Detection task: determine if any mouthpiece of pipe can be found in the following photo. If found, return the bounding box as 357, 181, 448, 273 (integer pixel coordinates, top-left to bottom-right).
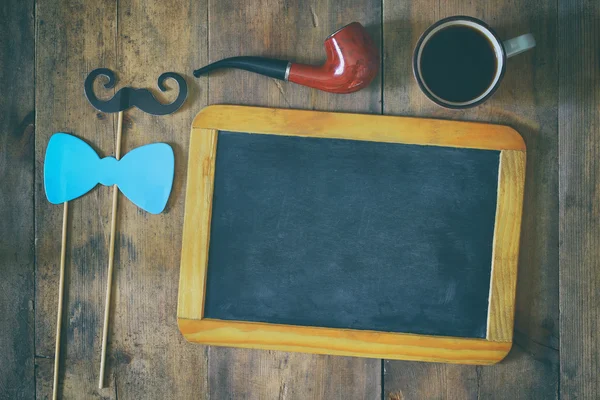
193, 57, 290, 80
192, 22, 379, 94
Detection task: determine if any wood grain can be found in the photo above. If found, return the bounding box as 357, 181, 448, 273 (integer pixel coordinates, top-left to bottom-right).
104, 0, 209, 399
35, 0, 208, 398
52, 202, 68, 400
382, 0, 558, 398
98, 111, 122, 389
206, 1, 382, 398
559, 0, 600, 398
207, 0, 381, 113
180, 318, 511, 365
178, 129, 217, 321
0, 0, 35, 398
6, 0, 592, 397
487, 150, 526, 342
35, 1, 118, 398
193, 105, 525, 150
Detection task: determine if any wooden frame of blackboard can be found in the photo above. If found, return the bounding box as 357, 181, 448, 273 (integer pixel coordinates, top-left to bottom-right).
178, 105, 526, 365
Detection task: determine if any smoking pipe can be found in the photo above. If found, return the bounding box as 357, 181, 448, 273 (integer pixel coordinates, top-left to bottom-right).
193, 22, 379, 94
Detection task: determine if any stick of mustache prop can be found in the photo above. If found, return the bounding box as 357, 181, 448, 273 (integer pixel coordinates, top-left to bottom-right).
84, 68, 187, 388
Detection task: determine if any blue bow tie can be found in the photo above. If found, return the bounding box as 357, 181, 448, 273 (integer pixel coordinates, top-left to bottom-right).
44, 133, 174, 214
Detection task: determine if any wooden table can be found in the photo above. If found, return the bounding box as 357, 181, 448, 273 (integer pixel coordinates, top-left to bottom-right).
1, 0, 597, 398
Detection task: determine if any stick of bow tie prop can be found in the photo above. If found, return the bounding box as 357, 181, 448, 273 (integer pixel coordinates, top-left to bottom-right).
83, 68, 186, 389
48, 200, 67, 400
43, 136, 73, 400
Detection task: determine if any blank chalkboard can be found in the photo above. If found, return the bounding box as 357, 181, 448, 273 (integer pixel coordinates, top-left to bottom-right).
204, 131, 499, 338
179, 106, 526, 364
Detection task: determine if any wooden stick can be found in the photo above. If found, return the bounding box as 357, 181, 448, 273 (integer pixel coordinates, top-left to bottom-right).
52, 201, 68, 400
99, 110, 123, 388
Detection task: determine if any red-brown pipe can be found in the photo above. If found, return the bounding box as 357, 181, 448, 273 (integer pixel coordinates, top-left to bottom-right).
193, 22, 379, 94
288, 22, 379, 93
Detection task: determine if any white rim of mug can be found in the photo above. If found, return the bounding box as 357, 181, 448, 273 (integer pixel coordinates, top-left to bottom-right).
415, 19, 505, 107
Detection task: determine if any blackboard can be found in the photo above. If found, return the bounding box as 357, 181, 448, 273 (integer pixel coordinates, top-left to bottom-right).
178, 106, 526, 364
204, 131, 499, 338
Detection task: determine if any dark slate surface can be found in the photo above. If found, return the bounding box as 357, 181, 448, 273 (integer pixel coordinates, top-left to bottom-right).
203, 131, 500, 338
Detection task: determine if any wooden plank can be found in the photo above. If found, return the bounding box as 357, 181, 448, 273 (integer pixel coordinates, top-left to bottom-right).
178, 129, 217, 321
35, 0, 209, 398
383, 0, 558, 398
558, 0, 600, 398
107, 0, 209, 399
192, 105, 526, 150
35, 1, 118, 398
487, 150, 526, 342
206, 1, 382, 398
0, 0, 35, 398
181, 318, 511, 365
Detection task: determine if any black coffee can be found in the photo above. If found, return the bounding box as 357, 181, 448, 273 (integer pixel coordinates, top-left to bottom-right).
420, 25, 497, 103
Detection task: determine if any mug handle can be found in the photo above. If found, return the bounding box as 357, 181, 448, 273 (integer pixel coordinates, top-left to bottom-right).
503, 33, 536, 58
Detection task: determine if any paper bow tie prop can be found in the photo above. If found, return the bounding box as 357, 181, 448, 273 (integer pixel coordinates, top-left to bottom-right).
44, 133, 174, 214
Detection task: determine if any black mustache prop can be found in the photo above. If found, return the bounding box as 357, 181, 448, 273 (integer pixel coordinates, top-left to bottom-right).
84, 68, 188, 115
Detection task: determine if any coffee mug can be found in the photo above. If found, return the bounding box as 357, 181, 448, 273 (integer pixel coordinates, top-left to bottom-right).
413, 16, 535, 109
